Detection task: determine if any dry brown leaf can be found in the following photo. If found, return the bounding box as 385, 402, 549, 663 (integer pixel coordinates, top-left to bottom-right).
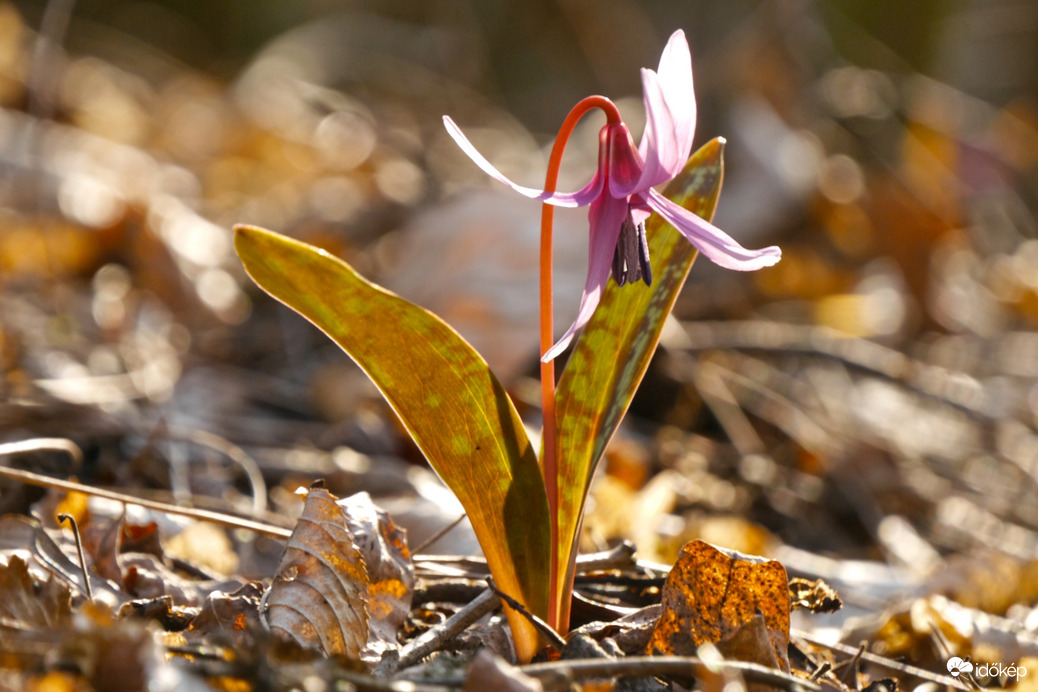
80, 517, 124, 584
264, 486, 371, 660
572, 605, 661, 655
185, 582, 266, 647
0, 515, 122, 605
122, 552, 244, 606
843, 594, 1038, 673
0, 555, 72, 629
337, 491, 414, 657
789, 577, 843, 614
117, 595, 195, 631
646, 540, 790, 671
715, 612, 785, 670
462, 650, 544, 692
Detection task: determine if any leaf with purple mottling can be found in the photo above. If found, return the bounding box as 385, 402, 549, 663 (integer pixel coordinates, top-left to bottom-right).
553, 139, 727, 624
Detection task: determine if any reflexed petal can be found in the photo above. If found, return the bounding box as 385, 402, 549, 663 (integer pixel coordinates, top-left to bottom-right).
646, 188, 781, 270
443, 116, 602, 207
542, 193, 629, 362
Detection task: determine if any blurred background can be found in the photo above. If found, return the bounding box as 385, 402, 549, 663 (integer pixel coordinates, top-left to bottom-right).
4, 0, 1038, 669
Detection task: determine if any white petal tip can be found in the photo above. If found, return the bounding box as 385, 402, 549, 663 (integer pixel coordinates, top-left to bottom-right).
541, 344, 566, 363
728, 247, 782, 271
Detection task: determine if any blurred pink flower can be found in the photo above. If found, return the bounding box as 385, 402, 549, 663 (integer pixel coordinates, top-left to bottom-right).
444, 30, 781, 361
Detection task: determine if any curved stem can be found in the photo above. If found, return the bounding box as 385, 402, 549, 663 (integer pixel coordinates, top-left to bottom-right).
540, 95, 621, 632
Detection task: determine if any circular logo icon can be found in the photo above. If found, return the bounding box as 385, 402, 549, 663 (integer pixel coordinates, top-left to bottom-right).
947, 657, 974, 677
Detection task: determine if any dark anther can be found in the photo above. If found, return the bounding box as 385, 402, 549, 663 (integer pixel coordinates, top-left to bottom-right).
611, 212, 653, 287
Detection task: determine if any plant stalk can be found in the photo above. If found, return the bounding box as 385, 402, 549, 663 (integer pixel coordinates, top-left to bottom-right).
539, 95, 621, 632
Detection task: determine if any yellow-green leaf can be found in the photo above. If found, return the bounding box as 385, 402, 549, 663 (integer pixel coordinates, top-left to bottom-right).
553, 139, 726, 624
234, 225, 550, 662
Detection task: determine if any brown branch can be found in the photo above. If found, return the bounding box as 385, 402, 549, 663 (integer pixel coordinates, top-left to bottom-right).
379, 588, 500, 676
486, 578, 566, 651
521, 655, 819, 691
0, 461, 291, 540
0, 438, 82, 467
411, 513, 468, 555
792, 629, 969, 688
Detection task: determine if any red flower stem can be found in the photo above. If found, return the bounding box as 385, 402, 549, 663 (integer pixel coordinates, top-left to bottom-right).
539, 95, 621, 631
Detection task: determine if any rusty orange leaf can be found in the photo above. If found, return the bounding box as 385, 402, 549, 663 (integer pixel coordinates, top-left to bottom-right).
647, 540, 790, 672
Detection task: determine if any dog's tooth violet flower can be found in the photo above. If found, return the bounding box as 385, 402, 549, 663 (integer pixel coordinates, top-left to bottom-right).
444, 30, 781, 361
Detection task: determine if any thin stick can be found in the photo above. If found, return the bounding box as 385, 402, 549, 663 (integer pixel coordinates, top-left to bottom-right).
412, 513, 467, 555
171, 428, 268, 518
486, 578, 566, 652
520, 656, 820, 691
380, 588, 500, 675
414, 543, 637, 572
0, 438, 83, 467
692, 359, 767, 457
808, 660, 831, 682
0, 465, 291, 539
793, 628, 968, 688
56, 513, 92, 602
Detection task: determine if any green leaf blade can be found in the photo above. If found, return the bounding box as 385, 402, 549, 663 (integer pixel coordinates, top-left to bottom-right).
553, 138, 727, 618
234, 225, 550, 661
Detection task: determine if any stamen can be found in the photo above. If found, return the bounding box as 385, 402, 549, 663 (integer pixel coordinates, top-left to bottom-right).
637, 221, 652, 286
611, 212, 652, 287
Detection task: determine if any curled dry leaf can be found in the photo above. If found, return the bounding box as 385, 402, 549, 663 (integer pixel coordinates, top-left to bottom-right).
789, 577, 842, 614
264, 486, 414, 662
80, 516, 125, 584
0, 555, 72, 629
122, 552, 245, 606
185, 582, 266, 647
265, 486, 370, 659
647, 540, 790, 671
337, 491, 414, 656
0, 515, 122, 606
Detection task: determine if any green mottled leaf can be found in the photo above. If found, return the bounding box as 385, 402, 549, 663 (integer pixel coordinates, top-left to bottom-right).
553, 139, 726, 623
234, 225, 550, 662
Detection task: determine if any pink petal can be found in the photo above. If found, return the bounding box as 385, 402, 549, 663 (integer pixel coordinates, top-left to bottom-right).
638, 30, 696, 179
443, 116, 602, 207
605, 124, 648, 199
633, 68, 683, 190
646, 188, 781, 270
542, 193, 629, 362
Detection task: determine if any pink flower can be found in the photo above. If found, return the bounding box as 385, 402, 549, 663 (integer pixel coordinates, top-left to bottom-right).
444, 30, 781, 361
